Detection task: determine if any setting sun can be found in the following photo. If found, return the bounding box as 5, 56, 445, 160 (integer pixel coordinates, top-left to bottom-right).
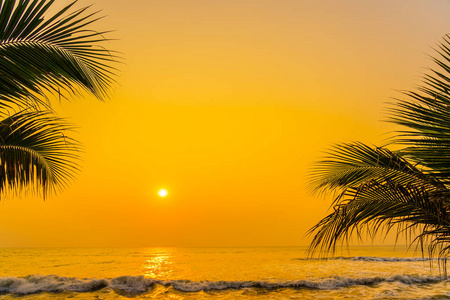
158, 189, 168, 197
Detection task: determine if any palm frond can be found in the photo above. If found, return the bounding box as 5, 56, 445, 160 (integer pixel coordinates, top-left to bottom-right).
307, 179, 449, 250
387, 35, 450, 183
0, 0, 118, 108
308, 36, 450, 266
0, 110, 80, 198
307, 142, 450, 267
309, 142, 441, 196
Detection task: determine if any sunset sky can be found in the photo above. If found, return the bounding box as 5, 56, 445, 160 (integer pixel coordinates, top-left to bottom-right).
0, 0, 450, 247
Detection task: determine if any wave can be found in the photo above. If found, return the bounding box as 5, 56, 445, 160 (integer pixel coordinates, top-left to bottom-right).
0, 274, 444, 296
294, 256, 433, 262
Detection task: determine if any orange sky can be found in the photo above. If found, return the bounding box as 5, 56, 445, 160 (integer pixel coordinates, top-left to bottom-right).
1, 0, 450, 247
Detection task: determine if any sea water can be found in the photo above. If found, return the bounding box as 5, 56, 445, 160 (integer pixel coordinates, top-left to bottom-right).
0, 246, 447, 299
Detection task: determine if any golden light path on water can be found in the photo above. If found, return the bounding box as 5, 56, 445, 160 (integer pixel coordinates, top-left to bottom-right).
141, 248, 174, 279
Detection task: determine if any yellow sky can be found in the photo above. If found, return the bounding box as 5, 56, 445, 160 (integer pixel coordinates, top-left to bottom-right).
0, 0, 450, 247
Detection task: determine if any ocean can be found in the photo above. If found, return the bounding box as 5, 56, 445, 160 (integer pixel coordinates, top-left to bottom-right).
0, 246, 447, 299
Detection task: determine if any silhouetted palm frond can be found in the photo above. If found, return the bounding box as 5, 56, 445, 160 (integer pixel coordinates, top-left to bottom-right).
0, 0, 118, 109
308, 36, 450, 266
0, 110, 80, 198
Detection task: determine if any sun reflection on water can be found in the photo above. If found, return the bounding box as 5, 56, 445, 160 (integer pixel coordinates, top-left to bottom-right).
141, 248, 174, 279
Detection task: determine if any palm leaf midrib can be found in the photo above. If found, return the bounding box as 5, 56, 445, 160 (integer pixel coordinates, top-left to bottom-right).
308, 185, 450, 254
314, 164, 441, 189
349, 184, 450, 227
0, 39, 106, 69
0, 144, 53, 180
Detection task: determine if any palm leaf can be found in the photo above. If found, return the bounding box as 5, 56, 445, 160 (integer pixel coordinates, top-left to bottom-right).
0, 110, 80, 198
309, 36, 450, 266
307, 180, 449, 252
309, 142, 441, 195
307, 142, 450, 267
0, 0, 118, 109
387, 35, 450, 183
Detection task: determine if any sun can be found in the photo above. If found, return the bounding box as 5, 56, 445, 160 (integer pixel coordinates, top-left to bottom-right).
158, 189, 168, 197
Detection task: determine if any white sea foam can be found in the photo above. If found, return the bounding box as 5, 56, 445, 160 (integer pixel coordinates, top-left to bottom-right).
0, 274, 444, 295
0, 275, 109, 294
294, 256, 433, 262
348, 256, 432, 262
